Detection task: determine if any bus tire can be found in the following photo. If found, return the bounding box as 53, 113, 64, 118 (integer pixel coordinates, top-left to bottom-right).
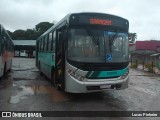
57, 73, 65, 91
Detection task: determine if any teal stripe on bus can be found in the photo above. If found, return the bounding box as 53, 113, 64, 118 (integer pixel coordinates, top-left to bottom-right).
86, 68, 128, 78
38, 52, 55, 66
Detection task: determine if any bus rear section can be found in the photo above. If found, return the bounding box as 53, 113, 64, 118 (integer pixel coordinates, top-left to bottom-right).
36, 12, 129, 93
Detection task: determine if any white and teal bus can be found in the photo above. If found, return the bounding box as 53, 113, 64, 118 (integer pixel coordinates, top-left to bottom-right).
0, 24, 14, 78
36, 13, 129, 93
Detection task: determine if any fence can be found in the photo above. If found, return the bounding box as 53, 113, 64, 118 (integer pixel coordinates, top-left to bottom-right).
130, 59, 160, 74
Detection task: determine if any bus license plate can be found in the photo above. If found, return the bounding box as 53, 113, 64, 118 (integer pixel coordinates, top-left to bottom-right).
100, 85, 111, 89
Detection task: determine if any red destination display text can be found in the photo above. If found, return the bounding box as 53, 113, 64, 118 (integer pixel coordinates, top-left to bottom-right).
90, 18, 112, 25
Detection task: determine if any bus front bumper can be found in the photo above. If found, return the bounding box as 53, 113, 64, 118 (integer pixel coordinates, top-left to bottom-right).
65, 74, 129, 93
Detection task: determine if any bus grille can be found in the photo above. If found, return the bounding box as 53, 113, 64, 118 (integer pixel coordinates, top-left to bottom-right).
68, 60, 129, 71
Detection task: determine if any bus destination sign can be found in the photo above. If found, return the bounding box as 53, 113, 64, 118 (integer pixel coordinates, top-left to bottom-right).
90, 18, 112, 26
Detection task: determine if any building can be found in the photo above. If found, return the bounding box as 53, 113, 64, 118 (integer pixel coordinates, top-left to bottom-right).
129, 43, 136, 53
136, 41, 160, 52
13, 40, 36, 57
131, 40, 160, 65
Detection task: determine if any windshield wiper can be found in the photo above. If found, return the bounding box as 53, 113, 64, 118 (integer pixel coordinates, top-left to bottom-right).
108, 32, 117, 54
85, 29, 99, 46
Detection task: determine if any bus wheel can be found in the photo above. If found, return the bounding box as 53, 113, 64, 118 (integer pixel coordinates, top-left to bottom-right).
57, 76, 65, 91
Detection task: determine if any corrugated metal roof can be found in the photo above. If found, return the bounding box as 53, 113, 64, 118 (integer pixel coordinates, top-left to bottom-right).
13, 40, 36, 46
136, 41, 160, 51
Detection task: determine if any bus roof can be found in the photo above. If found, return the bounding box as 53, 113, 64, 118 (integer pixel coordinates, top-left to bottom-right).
0, 24, 14, 45
37, 12, 129, 40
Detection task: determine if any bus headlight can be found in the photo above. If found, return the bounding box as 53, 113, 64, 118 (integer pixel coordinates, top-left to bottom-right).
67, 69, 85, 81
120, 71, 129, 79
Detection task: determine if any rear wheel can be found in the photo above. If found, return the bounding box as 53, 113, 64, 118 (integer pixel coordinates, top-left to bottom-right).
57, 68, 65, 91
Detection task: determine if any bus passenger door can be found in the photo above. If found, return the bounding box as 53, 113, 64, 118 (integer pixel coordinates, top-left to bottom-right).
55, 29, 65, 90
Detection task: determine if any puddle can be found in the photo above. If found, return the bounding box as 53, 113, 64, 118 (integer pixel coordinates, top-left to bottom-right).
27, 85, 70, 102
10, 86, 34, 104
10, 85, 69, 104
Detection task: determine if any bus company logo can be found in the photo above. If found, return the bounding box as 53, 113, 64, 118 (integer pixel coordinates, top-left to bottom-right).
90, 18, 112, 26
2, 112, 11, 117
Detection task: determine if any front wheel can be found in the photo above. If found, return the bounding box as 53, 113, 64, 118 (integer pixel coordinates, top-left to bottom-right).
51, 67, 64, 91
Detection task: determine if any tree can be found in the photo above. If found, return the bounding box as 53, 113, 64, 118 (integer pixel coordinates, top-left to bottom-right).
25, 29, 35, 39
11, 29, 26, 40
35, 22, 53, 32
7, 22, 54, 40
7, 30, 12, 37
129, 33, 137, 43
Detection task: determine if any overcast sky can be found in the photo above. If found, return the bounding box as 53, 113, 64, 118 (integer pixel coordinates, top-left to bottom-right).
0, 0, 160, 40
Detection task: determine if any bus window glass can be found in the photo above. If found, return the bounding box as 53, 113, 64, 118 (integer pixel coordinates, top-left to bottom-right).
41, 38, 44, 51
39, 40, 41, 51
52, 31, 56, 51
68, 29, 129, 63
44, 35, 48, 51
48, 32, 52, 51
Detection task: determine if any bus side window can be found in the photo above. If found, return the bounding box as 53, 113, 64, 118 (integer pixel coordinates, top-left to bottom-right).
44, 36, 47, 52
39, 40, 41, 52
41, 38, 44, 51
46, 35, 49, 51
52, 31, 56, 52
48, 32, 52, 51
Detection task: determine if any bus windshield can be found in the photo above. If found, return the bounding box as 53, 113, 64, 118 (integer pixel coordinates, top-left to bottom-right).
67, 28, 129, 63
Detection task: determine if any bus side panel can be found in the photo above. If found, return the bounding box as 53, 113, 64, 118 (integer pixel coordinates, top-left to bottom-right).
65, 62, 87, 93
6, 51, 14, 72
38, 52, 55, 79
0, 57, 4, 77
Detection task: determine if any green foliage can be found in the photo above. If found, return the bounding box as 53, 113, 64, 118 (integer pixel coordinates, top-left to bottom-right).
8, 22, 54, 40
129, 33, 137, 43
130, 63, 138, 68
35, 22, 53, 32
11, 30, 25, 40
